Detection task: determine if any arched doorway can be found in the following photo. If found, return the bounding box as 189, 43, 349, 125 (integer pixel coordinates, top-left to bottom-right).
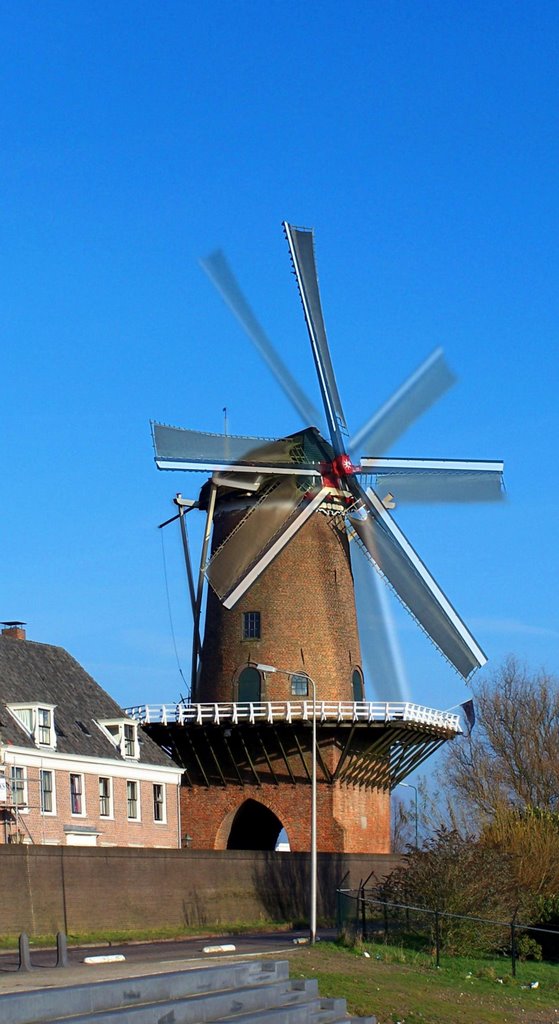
226, 798, 283, 850
237, 666, 261, 702
352, 667, 364, 701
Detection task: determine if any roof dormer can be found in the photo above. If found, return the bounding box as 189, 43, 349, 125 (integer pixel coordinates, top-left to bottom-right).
97, 718, 140, 760
7, 703, 57, 749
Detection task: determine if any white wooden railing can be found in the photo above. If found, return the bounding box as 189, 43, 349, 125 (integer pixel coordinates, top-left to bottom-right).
125, 700, 461, 732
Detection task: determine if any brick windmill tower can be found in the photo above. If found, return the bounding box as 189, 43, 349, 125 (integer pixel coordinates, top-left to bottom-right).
138, 223, 503, 855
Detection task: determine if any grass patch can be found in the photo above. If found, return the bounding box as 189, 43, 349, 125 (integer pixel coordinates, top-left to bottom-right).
286, 941, 559, 1023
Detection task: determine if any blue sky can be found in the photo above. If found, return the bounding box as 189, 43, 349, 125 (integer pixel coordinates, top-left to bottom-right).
2, 1, 558, 716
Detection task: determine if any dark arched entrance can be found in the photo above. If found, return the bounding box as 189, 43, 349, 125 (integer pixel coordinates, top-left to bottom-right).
237, 666, 261, 702
226, 798, 283, 850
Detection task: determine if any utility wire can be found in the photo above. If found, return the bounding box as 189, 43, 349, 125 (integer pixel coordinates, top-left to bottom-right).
160, 528, 190, 699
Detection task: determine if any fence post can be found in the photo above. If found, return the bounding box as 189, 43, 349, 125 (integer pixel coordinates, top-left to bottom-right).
434, 910, 441, 967
510, 913, 517, 978
383, 897, 389, 943
361, 887, 367, 942
356, 879, 363, 939
18, 932, 33, 972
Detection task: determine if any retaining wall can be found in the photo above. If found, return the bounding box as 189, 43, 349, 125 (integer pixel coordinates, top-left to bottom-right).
0, 846, 401, 937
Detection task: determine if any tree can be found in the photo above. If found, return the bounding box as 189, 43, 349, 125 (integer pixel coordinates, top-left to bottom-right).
440, 656, 559, 822
382, 827, 518, 954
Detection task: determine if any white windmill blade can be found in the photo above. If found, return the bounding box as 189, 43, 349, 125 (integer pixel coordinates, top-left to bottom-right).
349, 348, 456, 458
347, 483, 487, 680
206, 477, 330, 608
200, 249, 323, 429
152, 423, 322, 477
359, 457, 505, 503
351, 543, 410, 701
283, 222, 348, 456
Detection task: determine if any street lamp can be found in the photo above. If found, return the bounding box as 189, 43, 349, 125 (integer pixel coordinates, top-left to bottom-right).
398, 781, 418, 849
256, 663, 317, 944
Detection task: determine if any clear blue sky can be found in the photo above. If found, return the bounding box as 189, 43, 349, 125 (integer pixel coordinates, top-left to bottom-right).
2, 1, 558, 714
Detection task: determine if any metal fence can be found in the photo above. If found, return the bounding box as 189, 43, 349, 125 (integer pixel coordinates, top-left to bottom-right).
336, 887, 559, 975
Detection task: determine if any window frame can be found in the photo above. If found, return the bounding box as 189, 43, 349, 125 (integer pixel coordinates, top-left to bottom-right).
98, 776, 113, 818
40, 768, 56, 815
37, 707, 53, 746
291, 673, 309, 697
69, 772, 86, 816
242, 611, 261, 641
152, 783, 166, 824
10, 766, 28, 811
126, 779, 140, 821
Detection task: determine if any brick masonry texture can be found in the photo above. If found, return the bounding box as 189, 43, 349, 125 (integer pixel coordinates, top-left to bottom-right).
0, 846, 403, 936
0, 766, 179, 848
190, 499, 391, 855
199, 505, 363, 703
181, 782, 390, 853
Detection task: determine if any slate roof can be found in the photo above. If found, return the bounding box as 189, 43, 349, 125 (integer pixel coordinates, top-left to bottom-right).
0, 636, 176, 768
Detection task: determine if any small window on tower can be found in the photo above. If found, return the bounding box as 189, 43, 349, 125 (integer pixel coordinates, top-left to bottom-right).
291, 674, 309, 696
242, 611, 261, 640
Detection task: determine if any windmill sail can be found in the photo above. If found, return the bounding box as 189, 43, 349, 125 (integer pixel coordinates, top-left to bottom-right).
349, 348, 456, 456
360, 458, 505, 504
283, 222, 348, 454
206, 476, 329, 608
200, 250, 323, 428
348, 485, 487, 679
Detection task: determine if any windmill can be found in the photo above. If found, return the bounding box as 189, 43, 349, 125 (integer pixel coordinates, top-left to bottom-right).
134, 222, 504, 854
153, 222, 504, 703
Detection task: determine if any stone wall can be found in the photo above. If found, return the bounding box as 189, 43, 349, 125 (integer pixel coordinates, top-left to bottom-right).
0, 846, 402, 937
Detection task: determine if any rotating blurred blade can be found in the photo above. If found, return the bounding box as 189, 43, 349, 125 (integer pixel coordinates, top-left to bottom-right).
348, 483, 487, 679
350, 348, 456, 457
206, 477, 330, 608
152, 423, 322, 477
283, 222, 348, 455
201, 250, 322, 428
359, 458, 505, 503
351, 545, 410, 701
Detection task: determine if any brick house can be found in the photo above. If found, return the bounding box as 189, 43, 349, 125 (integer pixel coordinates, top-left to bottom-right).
0, 625, 183, 847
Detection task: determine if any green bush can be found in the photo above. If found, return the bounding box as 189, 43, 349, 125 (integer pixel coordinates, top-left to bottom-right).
516, 934, 543, 962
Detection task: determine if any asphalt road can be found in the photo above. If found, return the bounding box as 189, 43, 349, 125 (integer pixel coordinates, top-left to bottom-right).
0, 929, 336, 995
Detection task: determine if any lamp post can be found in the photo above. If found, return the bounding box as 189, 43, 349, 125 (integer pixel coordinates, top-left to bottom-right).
255, 663, 317, 944
398, 781, 418, 849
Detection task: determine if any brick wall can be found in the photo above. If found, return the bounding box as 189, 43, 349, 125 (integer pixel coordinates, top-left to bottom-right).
0, 764, 179, 848
181, 781, 390, 853
199, 507, 362, 703
0, 846, 403, 937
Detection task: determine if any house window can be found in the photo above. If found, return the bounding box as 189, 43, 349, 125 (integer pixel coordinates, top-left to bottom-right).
13, 707, 33, 733
99, 777, 112, 817
153, 784, 165, 823
123, 724, 136, 758
70, 773, 84, 815
40, 770, 54, 814
127, 780, 139, 820
291, 674, 309, 696
242, 611, 261, 640
38, 708, 52, 745
10, 766, 27, 808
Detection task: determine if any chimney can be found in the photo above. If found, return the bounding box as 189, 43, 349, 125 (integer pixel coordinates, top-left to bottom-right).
1, 621, 27, 641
